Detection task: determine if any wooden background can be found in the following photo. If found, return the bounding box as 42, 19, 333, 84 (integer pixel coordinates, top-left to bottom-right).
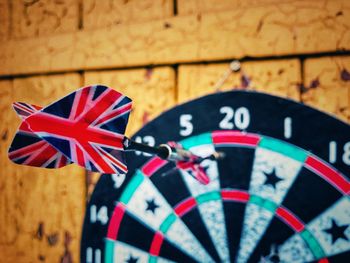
0, 0, 349, 262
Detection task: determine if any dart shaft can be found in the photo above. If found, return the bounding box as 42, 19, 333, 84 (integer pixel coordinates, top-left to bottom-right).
123, 137, 170, 159
123, 137, 196, 161
123, 137, 225, 163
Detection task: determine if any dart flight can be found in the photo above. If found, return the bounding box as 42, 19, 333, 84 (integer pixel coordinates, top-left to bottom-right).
8, 85, 220, 184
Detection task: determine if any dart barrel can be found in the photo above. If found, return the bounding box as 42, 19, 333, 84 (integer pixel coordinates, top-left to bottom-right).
123, 137, 171, 159
124, 137, 225, 163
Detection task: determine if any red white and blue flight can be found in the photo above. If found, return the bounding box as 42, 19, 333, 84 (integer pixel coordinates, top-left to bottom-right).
8, 85, 220, 184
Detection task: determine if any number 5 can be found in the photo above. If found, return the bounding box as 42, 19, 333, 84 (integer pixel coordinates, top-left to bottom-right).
180, 114, 193, 136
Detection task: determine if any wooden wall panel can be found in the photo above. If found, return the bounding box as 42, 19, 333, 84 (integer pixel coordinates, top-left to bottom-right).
178, 59, 301, 103
1, 0, 349, 75
177, 0, 295, 15
0, 0, 10, 41
302, 56, 350, 123
11, 0, 79, 39
83, 0, 174, 30
84, 67, 176, 136
0, 80, 16, 255
0, 75, 86, 263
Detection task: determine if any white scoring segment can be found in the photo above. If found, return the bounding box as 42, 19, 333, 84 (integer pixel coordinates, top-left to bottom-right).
180, 144, 230, 263
309, 197, 350, 256
123, 172, 214, 262
277, 235, 314, 263
237, 147, 303, 263
279, 196, 350, 262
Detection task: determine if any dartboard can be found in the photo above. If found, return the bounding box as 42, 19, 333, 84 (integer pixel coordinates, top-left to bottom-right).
81, 91, 350, 263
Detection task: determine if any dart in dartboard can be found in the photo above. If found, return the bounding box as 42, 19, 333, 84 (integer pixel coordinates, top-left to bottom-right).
8, 85, 222, 185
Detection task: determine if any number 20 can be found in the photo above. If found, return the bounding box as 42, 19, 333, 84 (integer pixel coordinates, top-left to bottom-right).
219, 106, 250, 130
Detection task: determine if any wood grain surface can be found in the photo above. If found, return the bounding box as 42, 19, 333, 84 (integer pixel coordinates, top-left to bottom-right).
11, 0, 79, 39
0, 75, 86, 263
0, 0, 10, 41
302, 56, 350, 123
178, 59, 301, 103
83, 0, 174, 29
1, 0, 349, 75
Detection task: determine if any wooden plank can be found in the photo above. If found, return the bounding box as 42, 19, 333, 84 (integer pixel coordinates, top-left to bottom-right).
302, 56, 350, 123
0, 75, 86, 263
1, 0, 349, 75
84, 67, 176, 136
0, 80, 16, 259
177, 0, 295, 15
11, 0, 79, 39
0, 0, 10, 41
83, 0, 174, 30
178, 59, 301, 103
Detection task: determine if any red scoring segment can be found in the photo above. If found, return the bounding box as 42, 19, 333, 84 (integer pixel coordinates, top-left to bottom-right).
221, 190, 250, 202
318, 258, 330, 263
141, 157, 168, 177
212, 130, 260, 146
149, 232, 164, 257
305, 156, 350, 195
275, 207, 305, 233
107, 203, 126, 240
174, 197, 197, 217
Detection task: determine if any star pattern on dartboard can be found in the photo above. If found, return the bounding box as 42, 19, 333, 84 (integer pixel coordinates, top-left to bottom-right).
125, 254, 138, 263
263, 168, 283, 189
323, 219, 349, 244
145, 198, 159, 214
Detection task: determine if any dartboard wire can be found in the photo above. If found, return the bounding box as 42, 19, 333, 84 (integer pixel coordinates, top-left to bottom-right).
106, 201, 205, 263
169, 188, 328, 261
139, 139, 228, 262
213, 131, 350, 262
177, 140, 230, 262
106, 188, 343, 262
140, 148, 223, 262
107, 170, 215, 263
304, 155, 350, 194
182, 131, 349, 262
176, 197, 345, 262
236, 139, 306, 262
278, 196, 350, 263
106, 186, 327, 263
210, 130, 349, 194
211, 131, 350, 263
219, 188, 330, 261
105, 130, 349, 263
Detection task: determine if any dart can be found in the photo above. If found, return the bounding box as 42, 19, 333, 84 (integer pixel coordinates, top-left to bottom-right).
8, 85, 223, 184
